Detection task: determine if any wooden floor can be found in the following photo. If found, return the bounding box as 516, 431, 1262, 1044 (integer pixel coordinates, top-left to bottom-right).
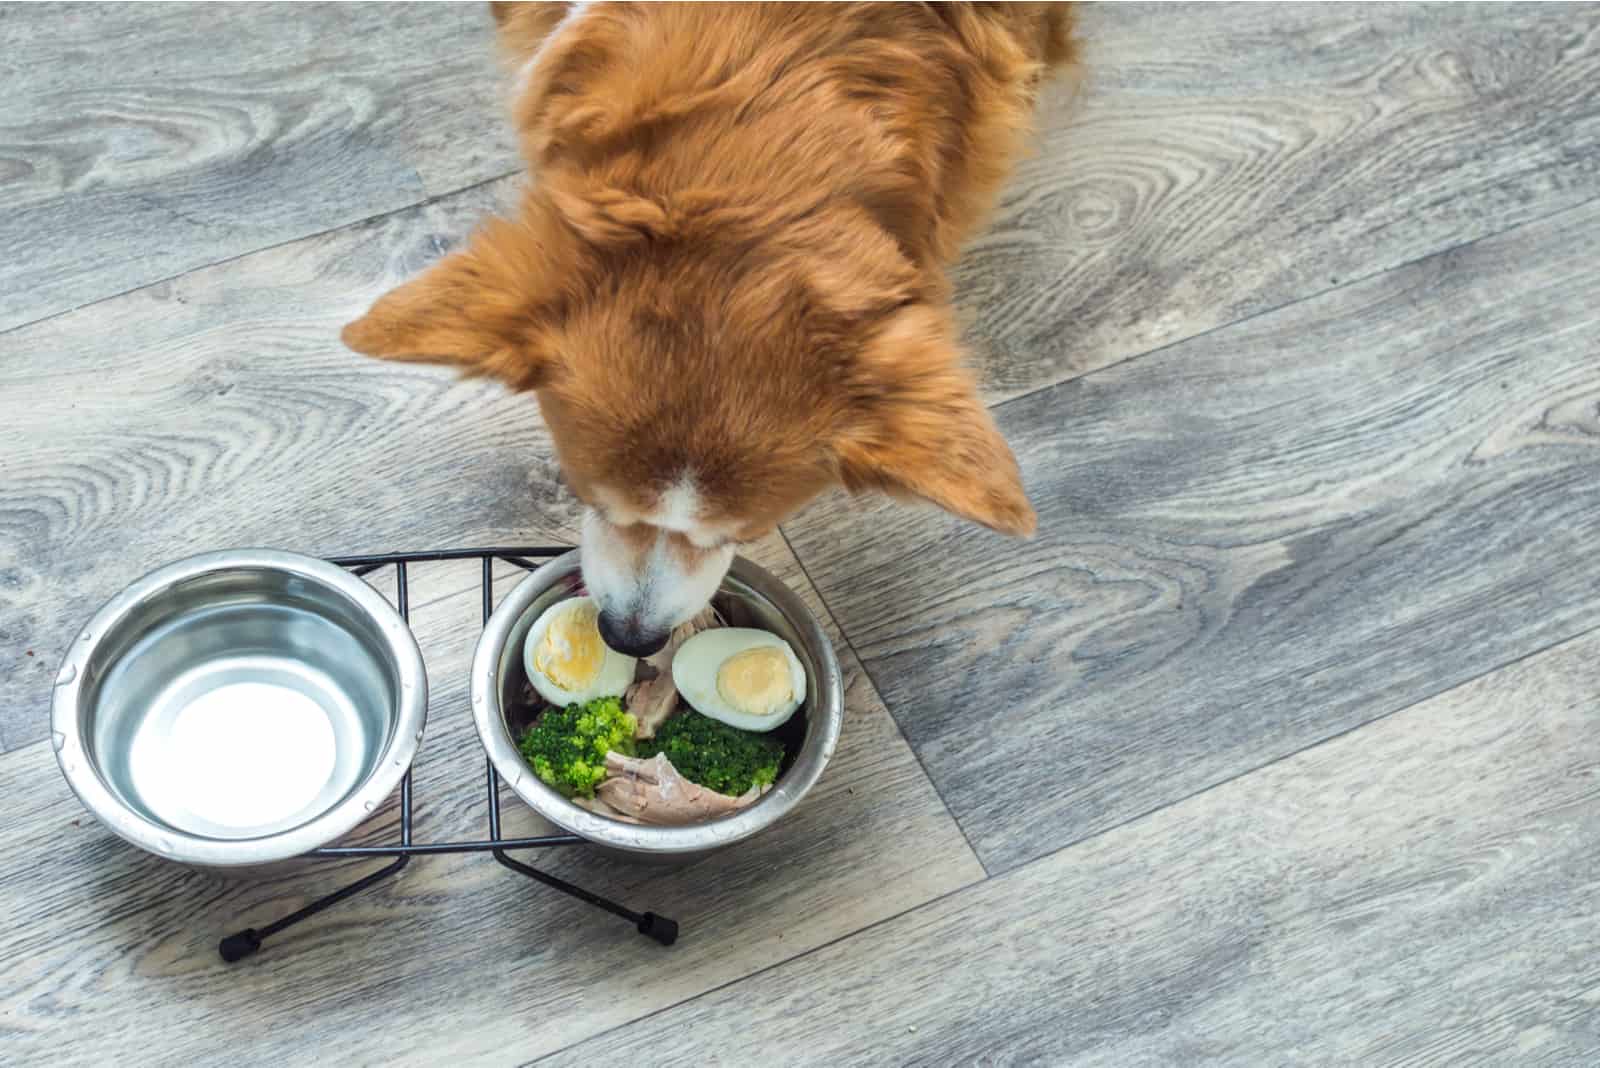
4, 3, 1600, 1064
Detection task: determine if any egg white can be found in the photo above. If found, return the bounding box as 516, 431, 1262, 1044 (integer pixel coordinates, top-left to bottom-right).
671, 627, 807, 732
522, 596, 637, 707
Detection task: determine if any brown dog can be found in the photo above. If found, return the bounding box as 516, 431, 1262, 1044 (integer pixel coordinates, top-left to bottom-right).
344, 2, 1076, 655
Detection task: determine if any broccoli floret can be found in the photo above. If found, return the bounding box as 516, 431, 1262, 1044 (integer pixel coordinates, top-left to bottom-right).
640, 711, 785, 796
518, 696, 637, 798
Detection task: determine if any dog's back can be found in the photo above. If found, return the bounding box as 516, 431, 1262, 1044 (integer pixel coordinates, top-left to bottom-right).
495, 2, 1076, 274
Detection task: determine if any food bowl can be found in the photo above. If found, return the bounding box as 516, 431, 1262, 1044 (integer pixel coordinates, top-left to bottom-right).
472, 550, 843, 863
51, 549, 427, 870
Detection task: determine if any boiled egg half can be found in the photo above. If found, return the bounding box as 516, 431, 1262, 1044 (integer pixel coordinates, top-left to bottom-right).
522, 596, 637, 707
671, 627, 806, 732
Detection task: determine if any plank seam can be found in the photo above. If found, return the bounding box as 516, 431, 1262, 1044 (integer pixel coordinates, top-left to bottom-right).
985, 190, 1600, 416
520, 616, 1600, 1065
778, 528, 994, 877
0, 169, 522, 340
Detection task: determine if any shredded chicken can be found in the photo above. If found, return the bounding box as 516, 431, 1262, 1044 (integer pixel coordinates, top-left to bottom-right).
596, 751, 766, 825
572, 795, 643, 824
626, 605, 721, 739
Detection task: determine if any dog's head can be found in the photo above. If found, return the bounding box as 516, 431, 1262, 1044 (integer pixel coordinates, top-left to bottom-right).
343, 190, 1033, 655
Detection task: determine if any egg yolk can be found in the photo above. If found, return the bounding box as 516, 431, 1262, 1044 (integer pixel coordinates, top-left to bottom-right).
715, 646, 793, 718
533, 601, 606, 691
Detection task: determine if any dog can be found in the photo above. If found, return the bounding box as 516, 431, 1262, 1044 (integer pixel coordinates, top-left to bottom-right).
343, 1, 1076, 656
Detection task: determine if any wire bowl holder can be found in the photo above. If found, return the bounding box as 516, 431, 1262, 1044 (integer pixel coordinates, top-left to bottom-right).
217, 546, 678, 964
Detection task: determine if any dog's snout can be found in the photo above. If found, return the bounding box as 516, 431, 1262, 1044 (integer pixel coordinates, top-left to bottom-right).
597, 610, 669, 659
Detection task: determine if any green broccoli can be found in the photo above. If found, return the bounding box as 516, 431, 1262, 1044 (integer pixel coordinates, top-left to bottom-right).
518, 696, 637, 798
640, 711, 785, 797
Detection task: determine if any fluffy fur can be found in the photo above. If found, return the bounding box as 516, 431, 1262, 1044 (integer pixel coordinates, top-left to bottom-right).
344, 1, 1077, 653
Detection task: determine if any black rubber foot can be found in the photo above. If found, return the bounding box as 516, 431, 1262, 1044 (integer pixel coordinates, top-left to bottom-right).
637, 912, 678, 946
219, 929, 263, 963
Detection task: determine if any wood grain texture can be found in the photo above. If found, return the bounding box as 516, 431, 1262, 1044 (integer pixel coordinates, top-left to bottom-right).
0, 535, 983, 1068
0, 177, 562, 751
783, 195, 1600, 874
5, 4, 1600, 1060
542, 628, 1600, 1067
0, 1, 518, 333
965, 2, 1600, 401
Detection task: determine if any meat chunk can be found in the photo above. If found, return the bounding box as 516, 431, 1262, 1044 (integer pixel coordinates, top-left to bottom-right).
626, 604, 721, 739
572, 795, 643, 824
596, 751, 765, 825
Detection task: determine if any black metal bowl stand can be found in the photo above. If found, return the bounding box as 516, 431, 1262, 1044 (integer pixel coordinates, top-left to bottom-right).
217, 547, 677, 964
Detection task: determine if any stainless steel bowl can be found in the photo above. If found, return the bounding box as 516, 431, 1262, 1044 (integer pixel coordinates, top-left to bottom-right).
472, 550, 843, 862
51, 549, 427, 869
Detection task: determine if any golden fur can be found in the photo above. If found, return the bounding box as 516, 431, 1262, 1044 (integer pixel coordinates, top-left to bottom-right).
343, 2, 1075, 639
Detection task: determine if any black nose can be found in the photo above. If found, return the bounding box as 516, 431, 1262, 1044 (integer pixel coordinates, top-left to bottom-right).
597, 610, 669, 658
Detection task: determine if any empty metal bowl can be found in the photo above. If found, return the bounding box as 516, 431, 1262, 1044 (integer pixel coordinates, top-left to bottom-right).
51, 549, 427, 869
472, 550, 843, 862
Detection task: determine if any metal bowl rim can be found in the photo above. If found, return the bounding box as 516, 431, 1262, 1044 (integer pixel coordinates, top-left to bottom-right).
471, 549, 844, 854
50, 548, 429, 867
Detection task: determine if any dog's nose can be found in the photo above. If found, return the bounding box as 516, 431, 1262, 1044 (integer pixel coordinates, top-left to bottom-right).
597, 610, 669, 659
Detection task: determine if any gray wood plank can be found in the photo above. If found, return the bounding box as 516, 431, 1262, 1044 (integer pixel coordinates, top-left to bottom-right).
0, 178, 548, 751
0, 535, 984, 1068
541, 629, 1600, 1068
0, 1, 517, 333
966, 1, 1600, 401
782, 196, 1600, 873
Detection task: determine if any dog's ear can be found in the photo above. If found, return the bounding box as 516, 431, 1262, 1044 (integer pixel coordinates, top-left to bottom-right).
341, 216, 558, 392
834, 306, 1036, 537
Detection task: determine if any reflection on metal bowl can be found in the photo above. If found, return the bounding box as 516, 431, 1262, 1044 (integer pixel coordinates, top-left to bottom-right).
472, 550, 843, 863
51, 549, 427, 870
